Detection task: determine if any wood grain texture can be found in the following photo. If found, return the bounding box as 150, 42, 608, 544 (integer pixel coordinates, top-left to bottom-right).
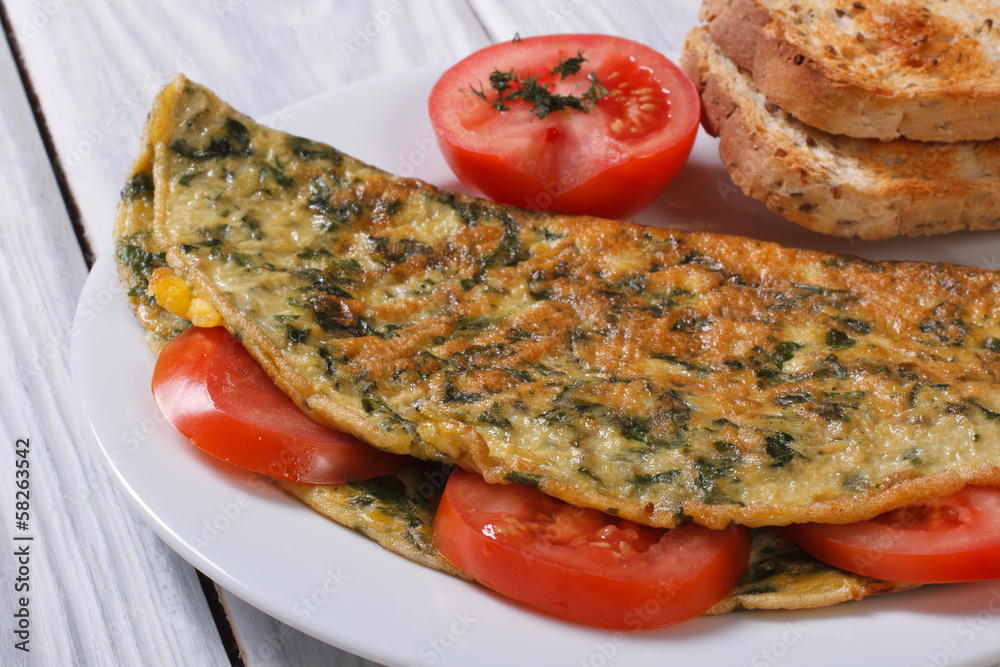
6, 0, 490, 260
467, 0, 701, 60
220, 589, 383, 667
0, 29, 229, 667
3, 0, 490, 664
0, 2, 707, 665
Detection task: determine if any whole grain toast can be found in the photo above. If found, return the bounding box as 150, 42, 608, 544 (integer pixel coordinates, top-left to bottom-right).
680, 26, 1000, 239
700, 0, 1000, 142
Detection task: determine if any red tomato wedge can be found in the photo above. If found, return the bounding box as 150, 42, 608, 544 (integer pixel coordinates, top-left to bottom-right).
151, 326, 408, 483
428, 34, 700, 219
784, 486, 1000, 584
432, 469, 750, 629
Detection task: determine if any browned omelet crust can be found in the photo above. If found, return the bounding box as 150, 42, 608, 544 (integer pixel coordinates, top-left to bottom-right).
130, 74, 1000, 532
110, 73, 936, 616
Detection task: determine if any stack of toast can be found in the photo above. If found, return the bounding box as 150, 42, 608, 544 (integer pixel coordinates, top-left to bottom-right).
680, 0, 1000, 239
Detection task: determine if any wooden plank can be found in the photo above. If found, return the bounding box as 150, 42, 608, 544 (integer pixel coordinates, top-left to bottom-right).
220, 590, 383, 666
467, 0, 701, 59
3, 0, 490, 663
0, 27, 229, 667
5, 0, 492, 260
1, 2, 707, 664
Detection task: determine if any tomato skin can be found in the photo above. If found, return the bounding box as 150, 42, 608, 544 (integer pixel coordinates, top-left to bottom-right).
432, 469, 750, 629
784, 486, 1000, 584
152, 326, 408, 484
429, 34, 700, 219
436, 138, 695, 220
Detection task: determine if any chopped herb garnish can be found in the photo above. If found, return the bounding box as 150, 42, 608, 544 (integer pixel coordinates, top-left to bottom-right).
348, 475, 424, 527
170, 118, 253, 161
240, 216, 264, 239
842, 472, 870, 493
504, 471, 543, 488
772, 341, 803, 369
287, 325, 309, 345
551, 50, 587, 79
825, 328, 855, 349
651, 354, 711, 374
297, 248, 331, 261
917, 305, 970, 346
774, 393, 810, 407
290, 135, 343, 163
468, 50, 609, 121
617, 274, 647, 295
901, 447, 924, 466
121, 171, 154, 200
261, 159, 295, 188
477, 402, 510, 428
227, 251, 254, 269
372, 236, 432, 265
115, 236, 166, 286
965, 397, 1000, 420
840, 318, 871, 335
312, 294, 372, 337
317, 346, 337, 375
765, 432, 804, 467
633, 470, 681, 486
672, 315, 711, 333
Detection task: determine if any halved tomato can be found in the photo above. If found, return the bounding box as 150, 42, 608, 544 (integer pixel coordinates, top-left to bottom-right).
784, 486, 1000, 583
428, 34, 700, 219
152, 326, 408, 483
432, 469, 750, 629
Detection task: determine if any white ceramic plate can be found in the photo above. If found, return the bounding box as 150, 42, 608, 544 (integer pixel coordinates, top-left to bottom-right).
73, 66, 1000, 667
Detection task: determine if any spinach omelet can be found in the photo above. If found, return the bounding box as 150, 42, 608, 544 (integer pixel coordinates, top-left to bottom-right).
116, 74, 1000, 611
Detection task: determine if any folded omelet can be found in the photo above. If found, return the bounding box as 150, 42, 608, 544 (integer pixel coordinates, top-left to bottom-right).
118, 74, 1000, 612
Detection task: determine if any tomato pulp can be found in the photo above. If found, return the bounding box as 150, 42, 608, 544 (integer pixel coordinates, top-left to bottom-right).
784, 486, 1000, 583
152, 326, 408, 483
432, 469, 750, 629
428, 34, 700, 219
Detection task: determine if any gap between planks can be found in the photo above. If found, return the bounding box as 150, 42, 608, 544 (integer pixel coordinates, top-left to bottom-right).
0, 1, 95, 269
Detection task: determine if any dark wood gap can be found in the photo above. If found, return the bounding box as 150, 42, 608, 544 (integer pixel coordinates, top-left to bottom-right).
0, 3, 95, 269
2, 14, 243, 664
197, 571, 247, 667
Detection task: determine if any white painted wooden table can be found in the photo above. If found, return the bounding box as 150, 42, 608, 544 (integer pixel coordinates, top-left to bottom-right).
10, 2, 1000, 666
0, 2, 701, 665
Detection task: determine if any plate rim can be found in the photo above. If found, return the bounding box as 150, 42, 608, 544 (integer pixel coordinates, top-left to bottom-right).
71, 66, 1000, 667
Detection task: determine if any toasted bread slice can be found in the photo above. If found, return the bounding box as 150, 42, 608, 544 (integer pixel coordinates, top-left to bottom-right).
681, 26, 1000, 239
700, 0, 1000, 141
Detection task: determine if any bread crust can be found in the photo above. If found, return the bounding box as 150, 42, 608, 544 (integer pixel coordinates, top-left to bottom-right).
682, 26, 1000, 239
701, 0, 1000, 142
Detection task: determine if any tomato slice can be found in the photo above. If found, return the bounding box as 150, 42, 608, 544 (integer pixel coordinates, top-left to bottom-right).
151, 326, 409, 483
428, 34, 700, 219
432, 469, 750, 629
784, 486, 1000, 584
